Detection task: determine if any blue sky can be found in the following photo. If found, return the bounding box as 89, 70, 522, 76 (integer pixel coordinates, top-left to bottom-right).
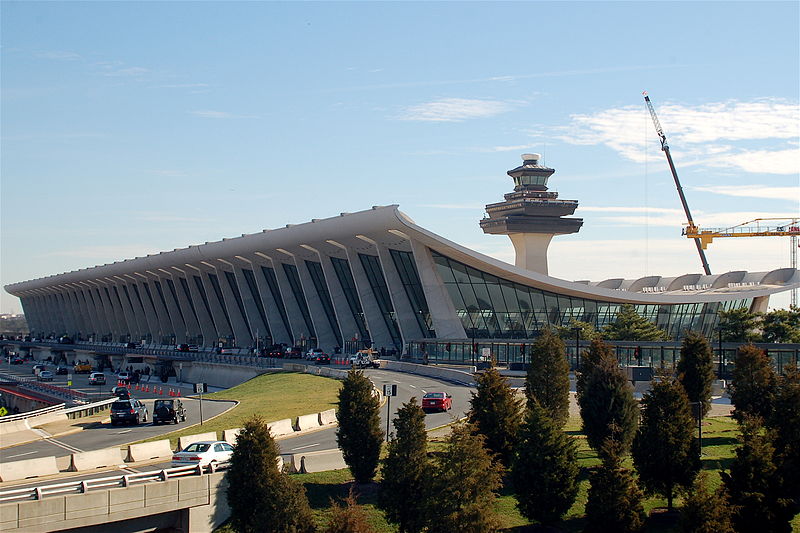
2, 1, 798, 314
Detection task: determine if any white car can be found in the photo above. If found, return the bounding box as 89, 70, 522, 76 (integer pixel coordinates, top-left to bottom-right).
89, 372, 106, 385
172, 441, 234, 469
118, 371, 131, 382
37, 370, 54, 381
306, 348, 323, 361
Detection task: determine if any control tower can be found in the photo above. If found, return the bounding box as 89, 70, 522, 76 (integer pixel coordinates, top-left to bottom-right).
480, 154, 582, 275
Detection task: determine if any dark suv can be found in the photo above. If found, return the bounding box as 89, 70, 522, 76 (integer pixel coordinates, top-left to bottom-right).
152, 399, 186, 425
110, 399, 148, 425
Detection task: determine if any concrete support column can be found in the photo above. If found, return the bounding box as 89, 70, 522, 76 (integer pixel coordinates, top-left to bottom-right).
153, 273, 188, 344
409, 241, 465, 338
376, 244, 423, 348
232, 263, 269, 347
345, 247, 393, 351
508, 233, 554, 275
251, 256, 292, 346
319, 252, 360, 351
294, 256, 338, 353
273, 259, 314, 343
213, 262, 252, 347
168, 269, 203, 343
182, 266, 219, 347
122, 278, 156, 343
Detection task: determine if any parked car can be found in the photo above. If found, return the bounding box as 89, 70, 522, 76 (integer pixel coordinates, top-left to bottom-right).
110, 399, 148, 425
10, 357, 23, 365
349, 352, 379, 369
55, 366, 69, 375
172, 441, 233, 469
125, 342, 138, 349
89, 372, 106, 385
58, 336, 74, 344
286, 346, 303, 359
315, 353, 331, 365
153, 398, 186, 425
73, 363, 93, 374
111, 386, 130, 399
37, 370, 54, 381
422, 392, 452, 413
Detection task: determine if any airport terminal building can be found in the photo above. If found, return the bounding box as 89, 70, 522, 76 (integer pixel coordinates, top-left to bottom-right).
5, 156, 799, 364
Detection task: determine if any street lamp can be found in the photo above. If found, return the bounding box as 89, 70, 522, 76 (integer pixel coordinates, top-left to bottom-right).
572, 326, 581, 370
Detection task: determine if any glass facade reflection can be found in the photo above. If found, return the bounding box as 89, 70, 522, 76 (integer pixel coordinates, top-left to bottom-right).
389, 249, 435, 338
306, 260, 343, 347
359, 253, 402, 350
330, 257, 370, 344
282, 263, 316, 338
261, 266, 292, 343
432, 251, 750, 341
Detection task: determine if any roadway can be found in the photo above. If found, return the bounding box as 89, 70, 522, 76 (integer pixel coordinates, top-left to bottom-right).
0, 367, 476, 492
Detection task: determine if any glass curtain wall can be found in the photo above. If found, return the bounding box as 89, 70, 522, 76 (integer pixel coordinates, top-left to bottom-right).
358, 253, 402, 351
305, 260, 343, 347
389, 249, 436, 338
330, 257, 371, 347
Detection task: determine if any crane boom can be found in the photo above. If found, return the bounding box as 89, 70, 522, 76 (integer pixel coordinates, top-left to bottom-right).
643, 91, 712, 275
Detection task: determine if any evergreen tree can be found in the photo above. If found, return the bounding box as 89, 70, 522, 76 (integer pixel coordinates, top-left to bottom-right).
676, 331, 716, 419
717, 308, 762, 342
426, 422, 503, 533
602, 304, 667, 341
768, 365, 800, 517
761, 306, 800, 343
680, 473, 734, 533
467, 366, 522, 466
511, 401, 579, 526
336, 369, 383, 483
554, 318, 599, 342
632, 378, 700, 510
323, 488, 376, 533
584, 435, 646, 533
379, 398, 428, 533
729, 344, 777, 422
227, 415, 315, 533
721, 416, 795, 533
577, 338, 639, 456
525, 328, 571, 428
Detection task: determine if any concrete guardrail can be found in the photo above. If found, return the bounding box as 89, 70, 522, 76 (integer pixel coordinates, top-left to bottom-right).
126, 439, 174, 462
68, 448, 124, 472
296, 449, 347, 474
268, 418, 294, 437
383, 360, 477, 385
222, 428, 241, 445
0, 456, 60, 482
177, 432, 218, 452
294, 413, 320, 432
318, 409, 336, 426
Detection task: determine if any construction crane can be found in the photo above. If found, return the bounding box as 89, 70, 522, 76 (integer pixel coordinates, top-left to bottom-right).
643, 91, 712, 275
686, 218, 800, 306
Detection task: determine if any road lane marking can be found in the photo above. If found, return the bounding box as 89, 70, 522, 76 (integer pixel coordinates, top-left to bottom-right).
6, 451, 36, 459
409, 384, 417, 388
421, 390, 426, 394
290, 443, 320, 451
115, 429, 132, 434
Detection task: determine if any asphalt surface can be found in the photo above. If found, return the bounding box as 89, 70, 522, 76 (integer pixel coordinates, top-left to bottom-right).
0, 366, 478, 492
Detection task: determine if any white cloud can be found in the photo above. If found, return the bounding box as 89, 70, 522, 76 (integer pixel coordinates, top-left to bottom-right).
189, 110, 256, 119
399, 98, 514, 122
691, 184, 800, 201
36, 50, 81, 61
418, 203, 485, 210
104, 66, 149, 77
559, 99, 800, 175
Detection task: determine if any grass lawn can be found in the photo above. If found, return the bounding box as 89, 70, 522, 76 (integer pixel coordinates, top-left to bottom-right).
136, 371, 342, 449
217, 412, 800, 532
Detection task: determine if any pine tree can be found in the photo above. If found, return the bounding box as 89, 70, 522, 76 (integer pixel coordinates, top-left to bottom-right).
511, 401, 578, 526
467, 366, 522, 466
525, 328, 571, 428
632, 378, 700, 510
323, 488, 376, 533
379, 398, 428, 533
336, 369, 383, 483
721, 416, 795, 533
729, 344, 777, 422
768, 365, 800, 519
426, 422, 503, 533
676, 331, 716, 419
680, 473, 734, 533
761, 307, 800, 343
717, 308, 763, 342
577, 338, 639, 457
227, 415, 315, 533
602, 304, 667, 341
584, 435, 646, 533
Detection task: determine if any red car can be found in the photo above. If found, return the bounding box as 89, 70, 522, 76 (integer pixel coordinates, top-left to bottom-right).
422, 392, 452, 412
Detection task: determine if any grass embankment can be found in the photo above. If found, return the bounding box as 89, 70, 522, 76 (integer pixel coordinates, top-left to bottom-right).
136, 372, 341, 449
218, 414, 800, 533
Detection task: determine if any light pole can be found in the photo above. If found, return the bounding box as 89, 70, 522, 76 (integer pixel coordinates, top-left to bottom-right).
573, 326, 581, 370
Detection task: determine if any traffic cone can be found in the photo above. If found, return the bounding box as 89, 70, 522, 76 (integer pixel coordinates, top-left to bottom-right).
144, 385, 149, 393
177, 390, 181, 397
159, 387, 163, 395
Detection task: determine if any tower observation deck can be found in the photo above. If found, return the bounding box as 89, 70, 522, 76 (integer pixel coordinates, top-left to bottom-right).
480, 153, 582, 275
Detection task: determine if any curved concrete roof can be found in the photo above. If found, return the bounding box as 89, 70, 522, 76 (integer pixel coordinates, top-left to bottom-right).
6, 205, 799, 305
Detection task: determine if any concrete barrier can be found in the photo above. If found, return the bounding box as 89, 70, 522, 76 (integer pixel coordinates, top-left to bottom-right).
0, 456, 60, 482
177, 432, 218, 452
268, 418, 295, 437
383, 360, 476, 385
126, 440, 174, 462
318, 409, 336, 426
222, 428, 242, 445
297, 449, 348, 473
295, 413, 320, 432
0, 419, 29, 436
68, 448, 124, 472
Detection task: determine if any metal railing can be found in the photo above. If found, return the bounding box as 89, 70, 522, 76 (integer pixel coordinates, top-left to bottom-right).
0, 402, 66, 423
0, 462, 229, 503
0, 372, 89, 404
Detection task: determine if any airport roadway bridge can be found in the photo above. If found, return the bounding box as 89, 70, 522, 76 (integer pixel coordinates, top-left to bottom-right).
0, 364, 479, 532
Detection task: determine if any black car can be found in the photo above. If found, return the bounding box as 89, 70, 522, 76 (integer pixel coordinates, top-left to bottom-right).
315, 353, 331, 365
152, 399, 186, 425
55, 366, 69, 375
111, 386, 131, 399
110, 399, 148, 425
10, 358, 23, 365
